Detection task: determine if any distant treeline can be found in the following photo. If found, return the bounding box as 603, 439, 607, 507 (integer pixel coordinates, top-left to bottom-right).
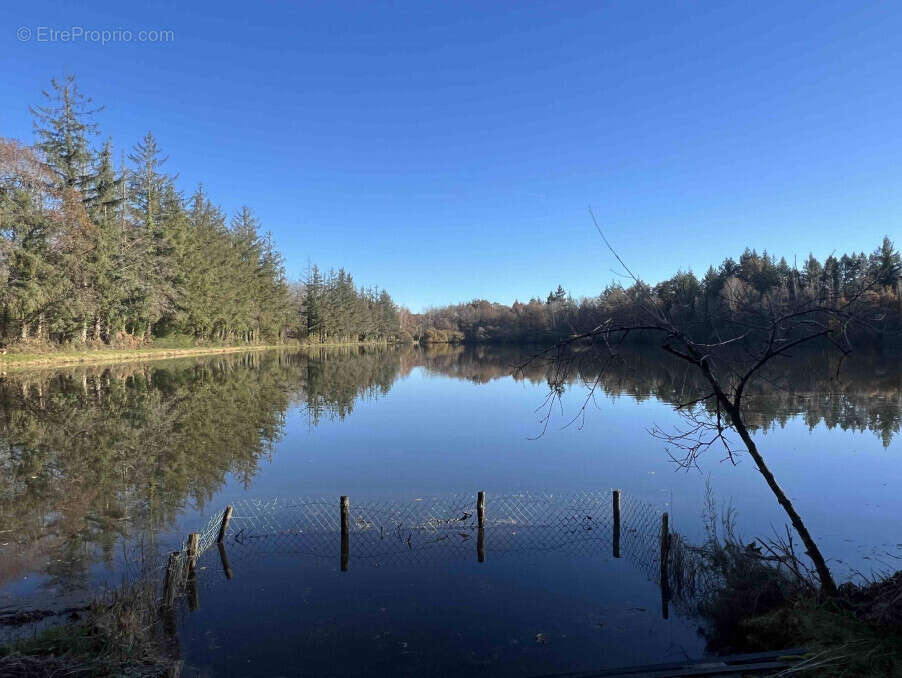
404, 241, 902, 347
0, 76, 402, 348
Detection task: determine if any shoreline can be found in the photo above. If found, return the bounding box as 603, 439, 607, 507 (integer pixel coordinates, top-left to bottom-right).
0, 344, 286, 371
0, 340, 405, 371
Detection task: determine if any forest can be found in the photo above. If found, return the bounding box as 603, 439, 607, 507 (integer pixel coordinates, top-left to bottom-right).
405, 240, 902, 348
0, 76, 402, 348
4, 77, 899, 353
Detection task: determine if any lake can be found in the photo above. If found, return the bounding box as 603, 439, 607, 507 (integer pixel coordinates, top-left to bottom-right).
1, 345, 900, 676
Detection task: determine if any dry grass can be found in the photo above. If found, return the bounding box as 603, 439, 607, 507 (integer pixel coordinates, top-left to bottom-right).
668, 488, 902, 676
0, 579, 179, 678
0, 342, 285, 370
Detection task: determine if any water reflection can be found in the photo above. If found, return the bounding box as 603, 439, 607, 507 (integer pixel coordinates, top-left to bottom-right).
181, 490, 691, 677
414, 345, 902, 445
0, 345, 899, 596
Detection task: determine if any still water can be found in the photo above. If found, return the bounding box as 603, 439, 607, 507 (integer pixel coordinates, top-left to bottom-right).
1, 345, 900, 675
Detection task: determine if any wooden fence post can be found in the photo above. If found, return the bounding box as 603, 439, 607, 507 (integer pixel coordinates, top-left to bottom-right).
340, 496, 350, 572
162, 551, 179, 608
217, 505, 233, 544
187, 532, 199, 573
217, 542, 233, 580
186, 573, 199, 612
186, 532, 200, 612
612, 489, 621, 559
660, 512, 671, 619
477, 491, 486, 529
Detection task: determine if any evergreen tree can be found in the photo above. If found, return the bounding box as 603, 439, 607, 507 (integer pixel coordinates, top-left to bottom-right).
870, 237, 902, 287
30, 75, 100, 193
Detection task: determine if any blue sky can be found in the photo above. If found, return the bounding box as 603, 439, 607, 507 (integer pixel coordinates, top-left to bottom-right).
2, 1, 900, 311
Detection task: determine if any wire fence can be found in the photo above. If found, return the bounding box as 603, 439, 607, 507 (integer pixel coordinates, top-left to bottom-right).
2, 490, 689, 636
213, 491, 667, 578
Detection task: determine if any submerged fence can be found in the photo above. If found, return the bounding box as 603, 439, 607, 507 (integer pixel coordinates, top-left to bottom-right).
166, 490, 680, 618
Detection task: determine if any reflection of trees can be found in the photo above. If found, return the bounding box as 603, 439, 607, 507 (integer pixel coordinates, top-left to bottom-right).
0, 348, 401, 591
0, 345, 897, 592
302, 345, 400, 426
413, 345, 902, 446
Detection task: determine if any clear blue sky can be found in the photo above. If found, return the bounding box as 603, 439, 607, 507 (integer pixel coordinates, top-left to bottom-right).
2, 1, 900, 311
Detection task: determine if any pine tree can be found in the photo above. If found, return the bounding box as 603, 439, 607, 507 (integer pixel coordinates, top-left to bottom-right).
128, 131, 170, 230
303, 265, 325, 341
869, 237, 901, 287
30, 75, 101, 193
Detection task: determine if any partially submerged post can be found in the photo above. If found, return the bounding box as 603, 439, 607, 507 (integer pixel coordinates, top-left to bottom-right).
217, 505, 233, 544
187, 532, 200, 574
612, 489, 621, 559
185, 532, 200, 613
340, 496, 350, 572
186, 572, 199, 612
477, 527, 485, 563
660, 512, 671, 619
162, 551, 180, 609
217, 542, 233, 580
477, 491, 486, 529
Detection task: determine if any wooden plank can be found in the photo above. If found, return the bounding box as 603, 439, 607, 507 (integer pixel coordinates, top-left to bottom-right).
530, 649, 808, 678
537, 663, 788, 678
719, 648, 808, 663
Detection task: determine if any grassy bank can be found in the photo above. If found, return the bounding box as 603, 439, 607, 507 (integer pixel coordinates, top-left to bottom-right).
0, 338, 407, 370
672, 500, 902, 676
0, 581, 178, 677
0, 343, 288, 370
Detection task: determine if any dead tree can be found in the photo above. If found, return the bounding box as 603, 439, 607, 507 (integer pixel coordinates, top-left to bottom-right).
526, 219, 883, 597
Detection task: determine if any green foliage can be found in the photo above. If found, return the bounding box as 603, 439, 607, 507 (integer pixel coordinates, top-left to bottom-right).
406, 241, 902, 347
294, 264, 401, 343
29, 75, 100, 192
0, 77, 397, 348
149, 333, 199, 349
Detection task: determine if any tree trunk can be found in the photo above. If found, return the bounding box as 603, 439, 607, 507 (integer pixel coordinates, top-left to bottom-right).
80, 319, 88, 343
731, 412, 837, 596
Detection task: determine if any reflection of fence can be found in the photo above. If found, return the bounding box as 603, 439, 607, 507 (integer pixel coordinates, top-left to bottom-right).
167, 491, 678, 618
161, 507, 227, 611
224, 492, 661, 565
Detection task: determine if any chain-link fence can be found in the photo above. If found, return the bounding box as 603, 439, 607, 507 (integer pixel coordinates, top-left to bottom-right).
2, 491, 682, 637
209, 491, 667, 579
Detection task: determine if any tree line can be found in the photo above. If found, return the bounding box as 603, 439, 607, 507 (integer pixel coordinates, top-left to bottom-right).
403, 241, 902, 347
0, 76, 402, 348
296, 265, 401, 345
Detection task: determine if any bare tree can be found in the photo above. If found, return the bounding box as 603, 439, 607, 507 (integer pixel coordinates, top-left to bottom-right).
526, 215, 882, 597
